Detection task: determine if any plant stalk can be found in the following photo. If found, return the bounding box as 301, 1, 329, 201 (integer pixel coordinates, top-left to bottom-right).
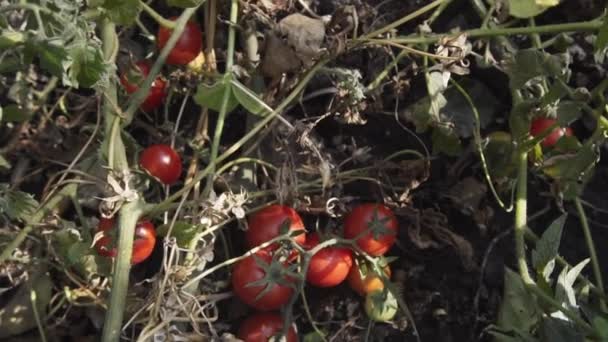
574, 197, 606, 311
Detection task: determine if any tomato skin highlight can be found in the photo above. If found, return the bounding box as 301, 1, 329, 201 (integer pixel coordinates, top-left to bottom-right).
119, 60, 166, 112
231, 250, 294, 311
157, 19, 203, 65
529, 118, 573, 148
343, 204, 398, 256
139, 144, 182, 185
305, 233, 353, 287
238, 312, 298, 342
246, 205, 306, 250
94, 218, 156, 264
347, 264, 391, 296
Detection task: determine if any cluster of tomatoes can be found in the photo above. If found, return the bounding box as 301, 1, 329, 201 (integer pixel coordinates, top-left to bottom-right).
233, 203, 399, 341
94, 144, 183, 264
96, 17, 200, 261
120, 18, 203, 112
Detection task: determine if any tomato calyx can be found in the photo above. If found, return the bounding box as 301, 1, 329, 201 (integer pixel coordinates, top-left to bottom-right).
365, 208, 396, 241
245, 253, 299, 302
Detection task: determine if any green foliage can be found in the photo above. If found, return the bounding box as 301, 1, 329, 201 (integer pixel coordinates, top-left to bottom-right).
491, 268, 541, 342
0, 0, 109, 88
99, 0, 142, 26
157, 221, 200, 248
508, 0, 559, 18
506, 50, 569, 90
595, 15, 608, 52
193, 77, 273, 116
531, 214, 565, 271
167, 0, 206, 8
0, 184, 39, 221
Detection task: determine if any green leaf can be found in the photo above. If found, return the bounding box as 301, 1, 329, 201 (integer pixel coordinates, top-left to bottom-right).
68, 41, 105, 88
555, 101, 583, 126
595, 16, 608, 52
431, 125, 462, 156
493, 268, 541, 342
303, 331, 327, 342
541, 144, 598, 191
193, 80, 239, 113
0, 31, 27, 49
0, 266, 52, 339
555, 258, 589, 313
531, 214, 565, 271
231, 79, 273, 116
593, 316, 608, 340
509, 100, 537, 141
507, 49, 568, 90
0, 155, 10, 170
36, 40, 70, 77
508, 0, 556, 18
156, 221, 200, 248
68, 242, 91, 265
102, 0, 142, 26
0, 184, 39, 221
540, 317, 583, 342
1, 104, 33, 123
166, 0, 205, 7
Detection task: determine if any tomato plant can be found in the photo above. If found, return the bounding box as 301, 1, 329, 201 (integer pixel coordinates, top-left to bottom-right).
237, 312, 298, 342
139, 144, 183, 185
119, 60, 167, 112
231, 250, 294, 311
157, 19, 203, 65
305, 233, 353, 288
347, 263, 391, 296
246, 205, 306, 250
94, 218, 156, 264
365, 290, 398, 322
343, 204, 398, 256
529, 117, 573, 148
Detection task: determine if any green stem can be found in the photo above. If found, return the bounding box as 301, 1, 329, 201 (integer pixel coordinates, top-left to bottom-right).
203, 0, 238, 197
514, 151, 533, 284
574, 197, 606, 311
139, 1, 175, 28
101, 200, 145, 341
359, 0, 448, 40
389, 19, 603, 44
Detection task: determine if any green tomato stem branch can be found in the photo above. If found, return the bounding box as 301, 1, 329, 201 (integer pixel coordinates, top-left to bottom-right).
101, 200, 145, 341
203, 0, 238, 197
574, 197, 606, 312
139, 1, 176, 29
387, 19, 603, 45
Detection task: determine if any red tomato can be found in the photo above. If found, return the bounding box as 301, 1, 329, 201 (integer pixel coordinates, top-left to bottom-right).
139, 144, 182, 185
237, 312, 298, 342
343, 204, 398, 256
119, 60, 166, 112
246, 205, 306, 250
529, 118, 573, 148
305, 233, 353, 287
94, 218, 156, 264
157, 18, 203, 65
231, 250, 294, 311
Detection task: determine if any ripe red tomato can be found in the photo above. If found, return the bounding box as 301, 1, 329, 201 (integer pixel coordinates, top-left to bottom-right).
139, 144, 182, 185
94, 218, 156, 264
305, 233, 353, 287
246, 205, 306, 250
237, 312, 298, 342
119, 60, 166, 112
157, 18, 203, 65
343, 204, 398, 256
231, 250, 294, 311
347, 263, 391, 296
529, 117, 573, 148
